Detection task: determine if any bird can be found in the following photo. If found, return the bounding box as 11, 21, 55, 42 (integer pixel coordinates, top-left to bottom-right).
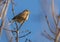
11, 9, 30, 24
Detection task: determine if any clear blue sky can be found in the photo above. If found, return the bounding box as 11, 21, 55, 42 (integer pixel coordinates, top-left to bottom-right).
0, 0, 60, 42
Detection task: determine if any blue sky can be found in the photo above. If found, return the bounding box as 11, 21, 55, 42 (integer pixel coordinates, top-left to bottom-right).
1, 0, 60, 42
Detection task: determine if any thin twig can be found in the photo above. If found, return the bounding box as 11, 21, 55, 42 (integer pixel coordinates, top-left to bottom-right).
19, 32, 31, 38
3, 28, 16, 32
0, 0, 10, 35
41, 0, 55, 35
25, 38, 32, 42
18, 21, 25, 30
11, 0, 19, 30
45, 15, 56, 34
42, 30, 54, 40
25, 39, 28, 42
1, 0, 14, 42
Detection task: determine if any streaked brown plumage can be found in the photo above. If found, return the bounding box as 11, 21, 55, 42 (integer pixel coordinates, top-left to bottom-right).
12, 9, 30, 24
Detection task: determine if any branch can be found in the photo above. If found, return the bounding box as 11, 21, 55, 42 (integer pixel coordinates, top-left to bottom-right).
18, 21, 24, 30
11, 0, 19, 30
0, 0, 15, 42
42, 30, 54, 40
0, 0, 10, 35
3, 28, 16, 32
19, 32, 31, 38
45, 15, 56, 34
25, 38, 32, 42
54, 32, 60, 42
41, 0, 55, 35
51, 0, 58, 30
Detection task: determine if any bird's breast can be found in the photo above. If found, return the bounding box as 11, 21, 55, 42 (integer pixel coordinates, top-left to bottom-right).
26, 15, 29, 21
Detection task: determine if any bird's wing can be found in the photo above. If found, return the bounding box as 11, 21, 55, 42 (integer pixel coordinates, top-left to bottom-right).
12, 15, 25, 21
12, 13, 25, 23
12, 13, 23, 20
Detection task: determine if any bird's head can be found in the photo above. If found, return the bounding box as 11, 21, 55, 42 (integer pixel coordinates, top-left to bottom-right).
23, 9, 30, 15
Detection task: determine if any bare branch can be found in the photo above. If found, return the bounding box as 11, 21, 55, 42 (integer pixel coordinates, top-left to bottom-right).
19, 32, 31, 38
3, 28, 16, 32
0, 0, 15, 42
45, 15, 56, 34
0, 0, 10, 35
25, 38, 32, 42
42, 30, 54, 40
51, 0, 58, 30
41, 0, 55, 35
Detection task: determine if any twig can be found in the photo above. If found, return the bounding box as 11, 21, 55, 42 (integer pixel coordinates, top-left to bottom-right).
45, 15, 56, 34
25, 38, 32, 42
0, 0, 14, 42
54, 32, 60, 42
42, 30, 54, 40
11, 0, 19, 42
9, 37, 13, 42
19, 32, 31, 38
51, 0, 58, 30
3, 28, 16, 32
0, 0, 10, 35
41, 0, 55, 35
18, 21, 25, 30
25, 39, 27, 42
11, 0, 19, 30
